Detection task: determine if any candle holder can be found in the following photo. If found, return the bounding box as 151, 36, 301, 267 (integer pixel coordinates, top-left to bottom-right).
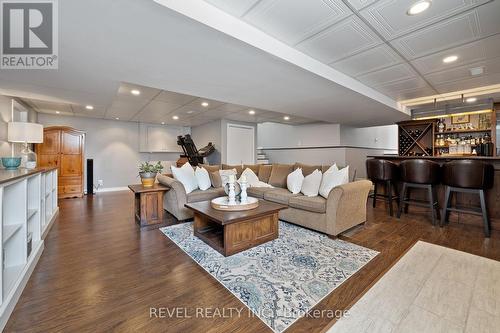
240, 179, 248, 203
228, 179, 236, 205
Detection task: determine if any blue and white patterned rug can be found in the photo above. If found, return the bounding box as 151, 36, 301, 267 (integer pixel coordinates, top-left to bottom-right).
160, 221, 378, 333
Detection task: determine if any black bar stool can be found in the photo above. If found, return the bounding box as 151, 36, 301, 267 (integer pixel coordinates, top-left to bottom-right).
441, 160, 494, 237
366, 159, 399, 216
397, 159, 441, 225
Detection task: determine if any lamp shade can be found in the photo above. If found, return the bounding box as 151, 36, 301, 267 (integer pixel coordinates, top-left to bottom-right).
8, 122, 43, 143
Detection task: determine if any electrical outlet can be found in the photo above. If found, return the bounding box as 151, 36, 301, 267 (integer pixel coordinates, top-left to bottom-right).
98, 180, 104, 186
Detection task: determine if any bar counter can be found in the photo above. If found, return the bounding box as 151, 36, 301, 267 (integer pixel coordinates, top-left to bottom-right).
367, 155, 500, 231
0, 167, 58, 185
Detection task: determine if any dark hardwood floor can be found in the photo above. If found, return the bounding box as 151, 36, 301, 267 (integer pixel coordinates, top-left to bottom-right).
5, 191, 500, 333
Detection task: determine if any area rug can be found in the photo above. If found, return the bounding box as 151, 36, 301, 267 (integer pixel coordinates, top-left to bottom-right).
160, 221, 378, 333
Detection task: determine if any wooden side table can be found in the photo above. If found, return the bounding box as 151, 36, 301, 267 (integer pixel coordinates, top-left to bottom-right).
128, 184, 169, 227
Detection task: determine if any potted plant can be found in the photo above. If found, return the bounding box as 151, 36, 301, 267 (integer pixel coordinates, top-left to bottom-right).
138, 161, 164, 187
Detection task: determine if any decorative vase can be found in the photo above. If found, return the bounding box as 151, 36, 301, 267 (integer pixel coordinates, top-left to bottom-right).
228, 180, 236, 205
1, 157, 22, 170
240, 180, 248, 203
139, 172, 157, 187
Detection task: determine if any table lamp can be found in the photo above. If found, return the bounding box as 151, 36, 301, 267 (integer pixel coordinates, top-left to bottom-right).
8, 122, 44, 169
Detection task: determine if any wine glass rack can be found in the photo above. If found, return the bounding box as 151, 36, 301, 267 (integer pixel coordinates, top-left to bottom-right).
397, 119, 437, 156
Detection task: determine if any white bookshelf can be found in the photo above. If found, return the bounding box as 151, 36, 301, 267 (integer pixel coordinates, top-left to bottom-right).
0, 168, 58, 330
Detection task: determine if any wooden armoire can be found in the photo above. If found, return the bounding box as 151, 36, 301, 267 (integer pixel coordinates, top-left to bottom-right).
36, 126, 85, 199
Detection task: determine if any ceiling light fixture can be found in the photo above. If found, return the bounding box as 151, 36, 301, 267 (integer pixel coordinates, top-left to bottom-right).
85, 105, 94, 110
131, 89, 141, 96
161, 122, 165, 125
172, 115, 179, 120
248, 110, 256, 115
201, 102, 209, 107
56, 111, 60, 114
115, 117, 120, 120
466, 97, 477, 103
407, 0, 431, 15
443, 55, 458, 63
186, 110, 194, 114
283, 116, 290, 121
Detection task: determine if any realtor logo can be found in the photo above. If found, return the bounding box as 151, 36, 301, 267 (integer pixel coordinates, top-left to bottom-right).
1, 0, 58, 69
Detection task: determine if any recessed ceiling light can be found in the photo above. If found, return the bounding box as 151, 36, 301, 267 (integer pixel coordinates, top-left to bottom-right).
469, 66, 484, 76
85, 105, 94, 110
466, 97, 477, 103
248, 110, 256, 115
161, 121, 165, 125
131, 89, 141, 96
407, 0, 431, 15
201, 102, 209, 107
283, 116, 290, 121
186, 110, 194, 114
56, 111, 60, 114
172, 115, 179, 120
443, 55, 458, 63
115, 117, 120, 120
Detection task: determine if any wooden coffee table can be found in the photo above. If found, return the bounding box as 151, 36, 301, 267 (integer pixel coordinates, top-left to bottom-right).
185, 199, 287, 256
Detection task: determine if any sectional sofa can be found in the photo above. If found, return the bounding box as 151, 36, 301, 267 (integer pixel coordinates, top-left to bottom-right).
157, 163, 372, 237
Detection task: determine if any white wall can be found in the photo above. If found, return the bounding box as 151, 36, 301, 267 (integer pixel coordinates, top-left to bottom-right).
37, 114, 182, 190
191, 120, 222, 164
256, 122, 397, 180
257, 122, 340, 148
340, 124, 398, 150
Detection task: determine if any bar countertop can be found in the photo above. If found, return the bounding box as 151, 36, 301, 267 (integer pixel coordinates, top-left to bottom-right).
0, 167, 58, 185
368, 155, 500, 161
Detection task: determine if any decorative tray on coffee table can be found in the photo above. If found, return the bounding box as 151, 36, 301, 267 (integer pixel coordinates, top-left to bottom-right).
211, 196, 259, 211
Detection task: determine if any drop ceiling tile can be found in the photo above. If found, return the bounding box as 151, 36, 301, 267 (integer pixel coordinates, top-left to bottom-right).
204, 0, 260, 17
476, 0, 500, 36
213, 103, 248, 113
225, 113, 259, 123
357, 63, 418, 87
360, 0, 488, 40
117, 82, 160, 102
391, 11, 481, 59
72, 105, 106, 118
424, 57, 500, 86
38, 109, 74, 117
410, 35, 500, 74
244, 0, 352, 45
345, 0, 378, 11
105, 100, 144, 120
374, 76, 436, 101
132, 100, 183, 122
434, 72, 500, 93
32, 100, 73, 113
155, 90, 197, 105
296, 15, 382, 63
330, 44, 403, 77
171, 105, 206, 117
184, 98, 225, 111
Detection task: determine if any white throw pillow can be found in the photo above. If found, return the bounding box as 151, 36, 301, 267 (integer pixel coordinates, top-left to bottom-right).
195, 167, 211, 191
287, 168, 304, 194
238, 168, 260, 187
319, 165, 349, 198
219, 169, 237, 187
171, 162, 198, 194
253, 181, 274, 188
301, 169, 322, 197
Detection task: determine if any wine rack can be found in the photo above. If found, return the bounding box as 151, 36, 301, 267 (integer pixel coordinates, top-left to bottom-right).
397, 119, 436, 156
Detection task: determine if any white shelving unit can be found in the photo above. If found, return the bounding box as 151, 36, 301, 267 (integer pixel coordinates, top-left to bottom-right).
0, 168, 58, 330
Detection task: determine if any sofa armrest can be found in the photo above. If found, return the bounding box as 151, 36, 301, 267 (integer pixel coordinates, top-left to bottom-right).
326, 179, 372, 236
157, 174, 191, 220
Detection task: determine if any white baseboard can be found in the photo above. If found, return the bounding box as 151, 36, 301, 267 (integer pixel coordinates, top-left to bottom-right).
96, 187, 129, 193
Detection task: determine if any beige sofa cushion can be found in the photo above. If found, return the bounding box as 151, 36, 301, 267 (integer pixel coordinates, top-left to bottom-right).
289, 196, 326, 213
222, 164, 244, 177
209, 171, 222, 188
294, 163, 322, 176
244, 164, 260, 176
258, 165, 272, 183
247, 186, 275, 199
264, 188, 301, 205
268, 164, 293, 188
187, 187, 225, 203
